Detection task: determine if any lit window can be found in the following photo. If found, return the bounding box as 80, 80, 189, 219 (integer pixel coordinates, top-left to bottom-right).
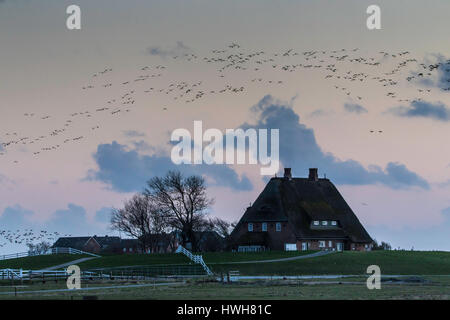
262, 223, 267, 232
248, 223, 253, 232
331, 221, 337, 226
313, 221, 319, 226
319, 241, 325, 248
322, 221, 328, 226
276, 223, 281, 232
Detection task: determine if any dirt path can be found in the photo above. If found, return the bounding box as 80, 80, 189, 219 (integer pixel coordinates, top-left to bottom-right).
42, 257, 98, 271
210, 250, 334, 265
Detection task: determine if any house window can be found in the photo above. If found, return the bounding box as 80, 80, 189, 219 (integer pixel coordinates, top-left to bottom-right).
276, 223, 281, 232
322, 221, 328, 226
331, 221, 337, 226
262, 223, 267, 232
248, 223, 253, 232
319, 241, 326, 248
285, 243, 297, 251
313, 220, 319, 226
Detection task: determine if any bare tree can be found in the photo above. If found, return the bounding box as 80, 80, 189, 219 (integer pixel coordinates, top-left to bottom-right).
144, 170, 214, 251
110, 194, 154, 252
206, 217, 236, 239
372, 239, 392, 250
27, 241, 52, 255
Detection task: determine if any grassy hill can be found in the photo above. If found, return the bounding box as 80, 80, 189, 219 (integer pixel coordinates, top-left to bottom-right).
76, 251, 313, 269
210, 251, 450, 275
0, 254, 89, 270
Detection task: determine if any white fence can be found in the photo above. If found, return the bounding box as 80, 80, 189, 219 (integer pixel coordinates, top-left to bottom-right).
0, 247, 100, 261
0, 268, 170, 281
175, 246, 213, 275
0, 268, 98, 281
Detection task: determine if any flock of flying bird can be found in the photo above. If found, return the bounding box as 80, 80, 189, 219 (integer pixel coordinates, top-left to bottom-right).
0, 43, 449, 165
0, 229, 71, 249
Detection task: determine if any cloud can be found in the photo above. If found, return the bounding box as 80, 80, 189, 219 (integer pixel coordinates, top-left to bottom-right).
146, 41, 192, 58
242, 95, 429, 189
344, 103, 368, 114
308, 109, 328, 117
46, 204, 108, 236
0, 205, 34, 230
88, 96, 429, 192
87, 141, 253, 193
123, 130, 145, 138
94, 207, 112, 224
413, 54, 450, 91
0, 205, 109, 234
382, 162, 429, 189
387, 100, 450, 122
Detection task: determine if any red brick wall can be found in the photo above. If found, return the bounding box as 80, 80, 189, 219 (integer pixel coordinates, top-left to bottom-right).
83, 238, 101, 253
230, 221, 296, 251
231, 223, 372, 252
296, 240, 349, 251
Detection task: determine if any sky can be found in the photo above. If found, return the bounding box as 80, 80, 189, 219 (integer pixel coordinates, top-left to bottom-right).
0, 0, 449, 253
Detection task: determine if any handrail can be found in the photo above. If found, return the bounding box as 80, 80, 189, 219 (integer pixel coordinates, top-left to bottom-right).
175, 246, 213, 275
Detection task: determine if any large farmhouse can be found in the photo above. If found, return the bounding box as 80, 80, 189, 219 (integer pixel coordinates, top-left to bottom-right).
229, 168, 373, 252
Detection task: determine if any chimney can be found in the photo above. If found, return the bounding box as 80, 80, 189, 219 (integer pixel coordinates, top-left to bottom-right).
308, 168, 318, 181
284, 168, 292, 180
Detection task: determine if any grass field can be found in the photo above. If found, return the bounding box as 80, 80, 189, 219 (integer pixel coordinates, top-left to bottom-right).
75, 250, 315, 270
77, 251, 450, 276
203, 250, 314, 263
0, 254, 89, 270
0, 276, 448, 300
0, 250, 449, 299
210, 251, 450, 275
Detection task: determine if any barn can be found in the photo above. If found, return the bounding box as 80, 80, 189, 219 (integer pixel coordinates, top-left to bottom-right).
228, 168, 373, 252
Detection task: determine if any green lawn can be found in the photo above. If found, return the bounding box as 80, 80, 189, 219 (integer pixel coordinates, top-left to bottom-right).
0, 254, 89, 270
202, 250, 314, 263
210, 251, 450, 275
77, 251, 315, 270
77, 253, 191, 270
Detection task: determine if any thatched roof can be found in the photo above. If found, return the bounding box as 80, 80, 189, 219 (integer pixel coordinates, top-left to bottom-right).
232, 174, 372, 244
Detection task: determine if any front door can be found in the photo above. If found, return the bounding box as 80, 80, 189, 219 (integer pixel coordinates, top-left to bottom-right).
301, 242, 308, 251
337, 243, 343, 251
